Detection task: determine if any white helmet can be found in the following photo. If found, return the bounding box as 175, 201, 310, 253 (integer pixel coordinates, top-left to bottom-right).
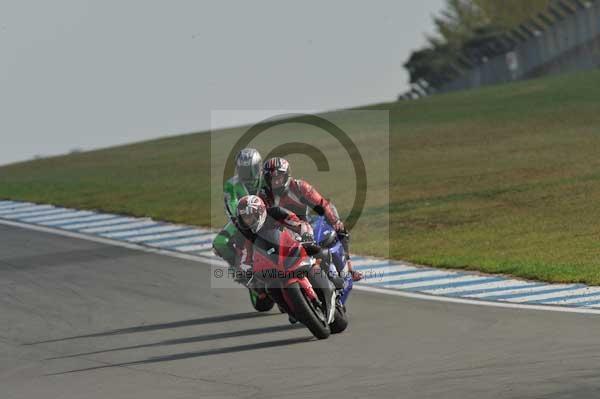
236, 195, 267, 233
235, 148, 263, 192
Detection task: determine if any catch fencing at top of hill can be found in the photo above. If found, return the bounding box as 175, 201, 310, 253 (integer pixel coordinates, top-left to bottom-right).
401, 0, 600, 99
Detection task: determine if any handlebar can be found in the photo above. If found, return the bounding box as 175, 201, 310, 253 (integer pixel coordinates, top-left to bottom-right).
300, 240, 322, 257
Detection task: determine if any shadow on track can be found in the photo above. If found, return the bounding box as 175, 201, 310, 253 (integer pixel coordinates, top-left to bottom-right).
47, 336, 313, 376
47, 323, 303, 360
25, 312, 275, 345
1, 247, 143, 271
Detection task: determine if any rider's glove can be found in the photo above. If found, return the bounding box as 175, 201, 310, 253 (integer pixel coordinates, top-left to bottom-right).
231, 262, 252, 284
333, 220, 345, 234
302, 239, 321, 256
239, 262, 252, 272
300, 221, 313, 236
346, 259, 363, 282
301, 231, 314, 243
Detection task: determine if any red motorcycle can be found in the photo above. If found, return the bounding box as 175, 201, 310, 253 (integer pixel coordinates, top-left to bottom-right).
248, 224, 348, 339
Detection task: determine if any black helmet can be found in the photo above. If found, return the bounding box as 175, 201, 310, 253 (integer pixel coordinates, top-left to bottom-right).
263, 157, 291, 195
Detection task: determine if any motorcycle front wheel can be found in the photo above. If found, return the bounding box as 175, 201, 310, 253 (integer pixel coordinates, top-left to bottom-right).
286, 282, 330, 340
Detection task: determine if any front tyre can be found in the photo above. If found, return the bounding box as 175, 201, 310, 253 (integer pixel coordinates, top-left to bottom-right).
286, 282, 330, 340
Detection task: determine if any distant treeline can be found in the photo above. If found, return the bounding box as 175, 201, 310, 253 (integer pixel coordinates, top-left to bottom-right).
405, 0, 553, 91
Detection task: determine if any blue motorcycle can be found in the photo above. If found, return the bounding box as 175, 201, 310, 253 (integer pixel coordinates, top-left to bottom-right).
311, 215, 353, 305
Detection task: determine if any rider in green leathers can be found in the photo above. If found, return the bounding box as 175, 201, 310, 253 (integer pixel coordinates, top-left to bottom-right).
212, 148, 264, 267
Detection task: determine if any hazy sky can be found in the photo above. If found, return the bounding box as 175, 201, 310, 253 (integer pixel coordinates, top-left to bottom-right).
0, 0, 444, 165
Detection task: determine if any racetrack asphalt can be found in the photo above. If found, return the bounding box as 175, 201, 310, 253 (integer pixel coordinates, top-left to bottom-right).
2, 223, 600, 399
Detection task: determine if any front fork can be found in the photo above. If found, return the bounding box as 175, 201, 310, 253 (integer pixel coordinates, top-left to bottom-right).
298, 267, 337, 323
340, 276, 353, 305
326, 253, 353, 305
282, 277, 319, 314
264, 266, 338, 323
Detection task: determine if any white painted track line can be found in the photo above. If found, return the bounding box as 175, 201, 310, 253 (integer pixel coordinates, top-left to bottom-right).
147, 236, 213, 248
373, 270, 456, 284
127, 229, 210, 243
24, 211, 94, 224
102, 224, 184, 238
2, 206, 59, 219
360, 266, 420, 282
505, 287, 600, 303
467, 284, 576, 299
422, 280, 535, 295
175, 243, 213, 252
63, 217, 138, 230
44, 214, 117, 226
353, 284, 600, 315
83, 220, 156, 233
543, 294, 600, 305
0, 204, 44, 215
381, 275, 490, 290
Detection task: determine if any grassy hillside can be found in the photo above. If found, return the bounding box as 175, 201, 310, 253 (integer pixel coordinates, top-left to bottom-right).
2, 70, 600, 284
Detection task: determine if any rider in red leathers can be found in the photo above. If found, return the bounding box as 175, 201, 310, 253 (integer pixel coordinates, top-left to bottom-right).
231, 195, 312, 280
260, 157, 362, 281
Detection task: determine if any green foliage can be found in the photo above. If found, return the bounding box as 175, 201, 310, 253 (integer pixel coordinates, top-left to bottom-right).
405, 0, 553, 88
404, 44, 459, 86
430, 0, 486, 50
473, 0, 553, 30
